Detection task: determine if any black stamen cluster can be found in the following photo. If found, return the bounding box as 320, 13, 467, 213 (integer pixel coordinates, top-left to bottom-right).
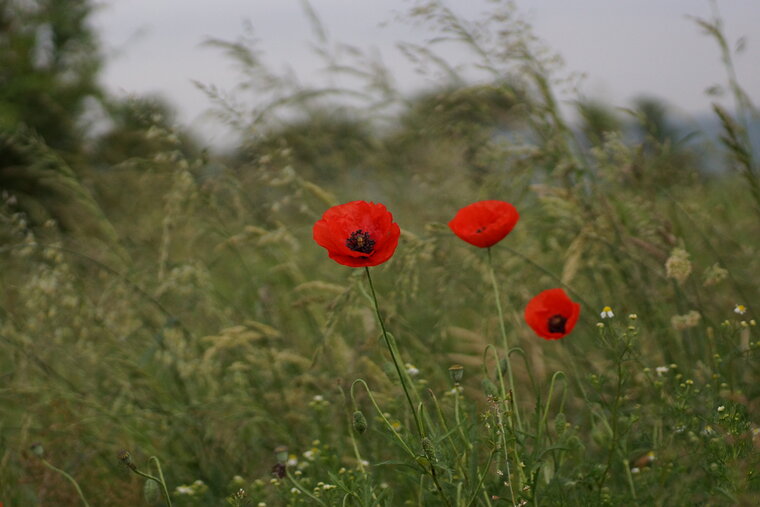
548, 314, 567, 334
346, 229, 375, 254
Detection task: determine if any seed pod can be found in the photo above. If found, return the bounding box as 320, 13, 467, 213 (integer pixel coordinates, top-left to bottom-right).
117, 449, 137, 471
353, 410, 368, 434
448, 364, 464, 384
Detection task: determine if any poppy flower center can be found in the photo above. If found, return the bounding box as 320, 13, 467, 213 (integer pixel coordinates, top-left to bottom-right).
547, 314, 567, 334
346, 229, 375, 254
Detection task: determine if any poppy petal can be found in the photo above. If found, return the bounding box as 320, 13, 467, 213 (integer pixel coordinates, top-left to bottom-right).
313, 201, 400, 267
524, 288, 581, 340
449, 200, 519, 248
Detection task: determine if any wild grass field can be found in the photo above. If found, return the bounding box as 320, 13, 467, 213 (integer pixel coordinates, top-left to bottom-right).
1, 1, 759, 505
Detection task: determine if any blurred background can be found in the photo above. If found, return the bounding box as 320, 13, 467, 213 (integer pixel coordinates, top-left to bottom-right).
2, 0, 760, 504
90, 0, 760, 148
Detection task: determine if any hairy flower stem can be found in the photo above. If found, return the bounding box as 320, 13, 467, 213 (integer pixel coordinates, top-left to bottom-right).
39, 458, 90, 507
598, 358, 624, 492
287, 470, 329, 506
123, 458, 172, 507
351, 379, 417, 458
148, 456, 173, 507
364, 267, 423, 438
487, 248, 522, 431
364, 269, 451, 506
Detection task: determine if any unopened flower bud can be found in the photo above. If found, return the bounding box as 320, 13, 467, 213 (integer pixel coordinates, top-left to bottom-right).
448, 364, 464, 384
482, 378, 498, 397
353, 410, 368, 434
143, 478, 162, 505
498, 358, 508, 378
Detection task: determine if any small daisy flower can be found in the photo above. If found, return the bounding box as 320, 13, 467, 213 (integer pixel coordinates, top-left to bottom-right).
405, 363, 420, 376
600, 306, 614, 319
735, 304, 747, 315
717, 405, 725, 412
655, 366, 669, 376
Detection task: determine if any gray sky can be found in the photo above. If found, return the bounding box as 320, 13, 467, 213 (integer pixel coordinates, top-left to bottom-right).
93, 1, 760, 145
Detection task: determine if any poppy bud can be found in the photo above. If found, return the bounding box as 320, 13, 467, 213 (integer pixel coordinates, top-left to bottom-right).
143, 479, 162, 505
497, 358, 508, 378
482, 378, 499, 397
448, 364, 464, 384
353, 411, 368, 434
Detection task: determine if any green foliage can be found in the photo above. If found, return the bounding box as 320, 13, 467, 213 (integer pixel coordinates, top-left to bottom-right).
1, 0, 759, 505
0, 0, 102, 153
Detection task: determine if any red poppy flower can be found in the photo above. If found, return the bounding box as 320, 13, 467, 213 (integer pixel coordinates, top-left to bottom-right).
313, 200, 401, 267
448, 200, 519, 248
524, 288, 581, 340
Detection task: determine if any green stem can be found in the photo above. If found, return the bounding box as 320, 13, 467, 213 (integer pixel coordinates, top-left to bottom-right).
538, 371, 567, 445
428, 389, 469, 481
364, 267, 424, 438
465, 449, 497, 507
598, 358, 624, 491
148, 456, 173, 507
40, 458, 90, 507
361, 269, 452, 506
132, 468, 173, 507
487, 248, 522, 431
485, 345, 525, 494
343, 384, 369, 476
351, 379, 417, 460
287, 470, 328, 506
452, 386, 473, 451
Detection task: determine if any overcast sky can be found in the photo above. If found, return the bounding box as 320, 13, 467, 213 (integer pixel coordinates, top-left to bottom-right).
92, 0, 760, 145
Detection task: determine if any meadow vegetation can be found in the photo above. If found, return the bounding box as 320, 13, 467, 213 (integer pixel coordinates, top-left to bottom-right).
1, 0, 759, 505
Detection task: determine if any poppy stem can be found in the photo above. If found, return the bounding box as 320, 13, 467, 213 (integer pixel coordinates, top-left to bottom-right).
486, 247, 523, 431
363, 267, 424, 439
38, 457, 91, 507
